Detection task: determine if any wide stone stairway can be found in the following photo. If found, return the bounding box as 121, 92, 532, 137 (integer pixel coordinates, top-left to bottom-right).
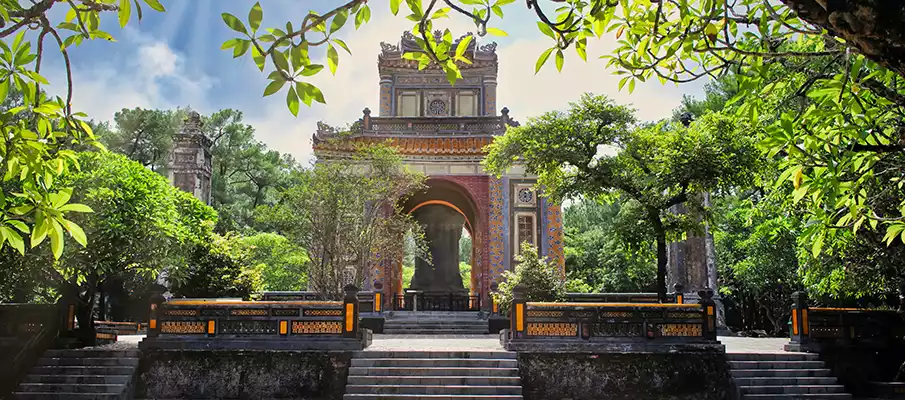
383, 311, 488, 335
729, 352, 852, 399
13, 348, 140, 400
343, 350, 523, 399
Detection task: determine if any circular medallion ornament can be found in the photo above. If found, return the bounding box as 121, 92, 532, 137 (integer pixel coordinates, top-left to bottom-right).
518, 187, 534, 204
428, 99, 447, 116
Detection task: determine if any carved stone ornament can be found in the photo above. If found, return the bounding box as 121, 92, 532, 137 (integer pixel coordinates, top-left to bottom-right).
182, 111, 203, 135
428, 99, 447, 116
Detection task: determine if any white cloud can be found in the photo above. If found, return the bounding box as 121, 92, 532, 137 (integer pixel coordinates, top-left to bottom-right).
46, 27, 215, 124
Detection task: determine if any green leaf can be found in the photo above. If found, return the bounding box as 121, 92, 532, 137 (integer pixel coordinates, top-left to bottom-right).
297, 82, 326, 104
537, 22, 555, 39
251, 45, 266, 71
300, 64, 324, 76
118, 0, 131, 28
330, 10, 349, 34
222, 13, 248, 35
455, 35, 473, 57
143, 0, 166, 12
355, 5, 371, 29
486, 28, 508, 37
0, 79, 8, 104
273, 50, 290, 72
31, 215, 47, 249
49, 219, 63, 260
248, 2, 263, 32
327, 44, 339, 75
333, 39, 352, 55
233, 40, 251, 58
1, 227, 23, 255
555, 49, 564, 72
391, 0, 401, 15
535, 47, 554, 73
61, 219, 87, 247
263, 79, 286, 96
7, 220, 28, 233
59, 203, 93, 213
286, 86, 300, 116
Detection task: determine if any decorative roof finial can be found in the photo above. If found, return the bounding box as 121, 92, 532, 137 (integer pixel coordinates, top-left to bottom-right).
182, 111, 203, 135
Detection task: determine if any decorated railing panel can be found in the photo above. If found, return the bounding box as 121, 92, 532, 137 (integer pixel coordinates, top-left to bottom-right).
151, 300, 352, 338
505, 286, 718, 348
789, 292, 905, 350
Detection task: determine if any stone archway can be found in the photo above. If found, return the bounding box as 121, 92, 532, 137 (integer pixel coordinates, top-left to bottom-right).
395, 178, 484, 308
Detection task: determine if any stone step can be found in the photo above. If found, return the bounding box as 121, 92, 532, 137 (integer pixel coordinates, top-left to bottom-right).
741, 385, 849, 395
383, 324, 488, 329
742, 394, 852, 399
385, 320, 488, 324
389, 311, 483, 317
729, 361, 826, 369
349, 367, 519, 377
343, 395, 523, 400
36, 357, 139, 367
13, 393, 124, 400
16, 383, 125, 394
347, 376, 521, 386
734, 377, 838, 386
351, 358, 518, 368
23, 375, 132, 385
358, 351, 516, 359
29, 365, 136, 376
383, 329, 488, 335
345, 384, 521, 395
728, 353, 820, 361
732, 369, 833, 378
43, 349, 141, 358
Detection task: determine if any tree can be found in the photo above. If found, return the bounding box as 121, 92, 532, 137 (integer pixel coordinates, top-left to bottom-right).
485, 94, 758, 300
22, 151, 215, 342
233, 232, 309, 291
0, 0, 165, 257
492, 242, 566, 314
258, 143, 427, 297
563, 197, 656, 293
99, 108, 184, 173
170, 233, 263, 299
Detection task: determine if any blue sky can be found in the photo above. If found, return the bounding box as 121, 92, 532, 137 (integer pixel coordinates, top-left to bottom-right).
41, 0, 706, 162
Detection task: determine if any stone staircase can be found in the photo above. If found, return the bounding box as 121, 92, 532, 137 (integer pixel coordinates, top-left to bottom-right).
13, 349, 140, 400
729, 352, 852, 399
343, 350, 522, 399
383, 311, 488, 335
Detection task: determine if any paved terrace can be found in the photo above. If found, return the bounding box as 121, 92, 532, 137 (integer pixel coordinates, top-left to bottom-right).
109, 334, 792, 353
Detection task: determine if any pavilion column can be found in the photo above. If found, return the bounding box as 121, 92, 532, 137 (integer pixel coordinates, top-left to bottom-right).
483, 76, 497, 116
379, 75, 393, 116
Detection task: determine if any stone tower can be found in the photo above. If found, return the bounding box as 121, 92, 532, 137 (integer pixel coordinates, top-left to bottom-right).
168, 111, 212, 205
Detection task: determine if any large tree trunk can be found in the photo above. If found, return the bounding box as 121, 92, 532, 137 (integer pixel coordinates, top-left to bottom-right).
781, 0, 905, 79
648, 208, 668, 302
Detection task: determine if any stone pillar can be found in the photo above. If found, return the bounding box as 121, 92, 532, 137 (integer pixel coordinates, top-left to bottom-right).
667, 192, 727, 332
379, 74, 393, 116
483, 76, 497, 116
410, 205, 467, 293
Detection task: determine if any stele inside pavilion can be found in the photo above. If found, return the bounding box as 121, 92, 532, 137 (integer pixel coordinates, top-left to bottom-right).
312, 31, 565, 309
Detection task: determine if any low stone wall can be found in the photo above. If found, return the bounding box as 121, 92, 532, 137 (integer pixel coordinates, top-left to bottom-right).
816, 346, 905, 397
136, 350, 352, 399
517, 352, 736, 400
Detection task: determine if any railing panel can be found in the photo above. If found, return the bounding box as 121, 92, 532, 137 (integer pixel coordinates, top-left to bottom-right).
788, 293, 905, 352
391, 293, 480, 311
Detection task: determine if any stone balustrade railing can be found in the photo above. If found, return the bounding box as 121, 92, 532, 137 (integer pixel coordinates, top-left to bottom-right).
786, 291, 905, 352
142, 285, 371, 351
501, 285, 720, 351
260, 290, 382, 314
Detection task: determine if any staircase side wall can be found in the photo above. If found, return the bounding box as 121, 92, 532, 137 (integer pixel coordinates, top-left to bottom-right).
136, 350, 352, 400
517, 352, 735, 400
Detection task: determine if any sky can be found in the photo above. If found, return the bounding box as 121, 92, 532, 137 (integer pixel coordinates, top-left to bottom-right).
41, 0, 707, 163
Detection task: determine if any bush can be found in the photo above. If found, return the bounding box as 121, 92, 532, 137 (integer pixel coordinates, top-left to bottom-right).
492, 243, 565, 313
171, 233, 263, 299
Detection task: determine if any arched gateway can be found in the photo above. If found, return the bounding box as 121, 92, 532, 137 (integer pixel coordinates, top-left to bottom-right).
312, 32, 565, 311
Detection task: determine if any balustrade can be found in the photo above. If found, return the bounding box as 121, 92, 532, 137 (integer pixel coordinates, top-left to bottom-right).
502, 284, 719, 351
787, 291, 905, 352
143, 285, 370, 350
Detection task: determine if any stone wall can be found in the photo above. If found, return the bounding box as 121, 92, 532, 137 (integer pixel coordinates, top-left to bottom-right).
136, 350, 351, 399
517, 352, 736, 400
